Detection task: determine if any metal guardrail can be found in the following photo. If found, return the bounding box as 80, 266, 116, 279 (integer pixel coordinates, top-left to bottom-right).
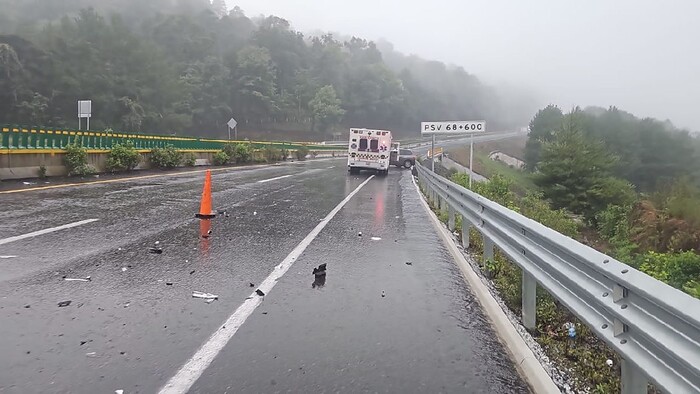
415, 161, 700, 394
0, 124, 341, 152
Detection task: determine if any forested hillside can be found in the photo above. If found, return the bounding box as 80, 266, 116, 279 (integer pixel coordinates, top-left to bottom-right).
0, 0, 526, 139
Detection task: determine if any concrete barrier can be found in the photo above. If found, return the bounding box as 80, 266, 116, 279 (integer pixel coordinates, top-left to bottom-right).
0, 151, 217, 180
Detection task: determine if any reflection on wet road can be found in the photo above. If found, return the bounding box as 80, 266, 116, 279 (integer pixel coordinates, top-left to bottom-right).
0, 159, 527, 393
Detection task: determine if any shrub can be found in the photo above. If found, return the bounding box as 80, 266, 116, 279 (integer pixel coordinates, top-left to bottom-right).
64, 142, 95, 176
183, 153, 197, 167
295, 146, 309, 161
212, 150, 230, 166
225, 143, 252, 164
151, 145, 183, 169
638, 250, 700, 294
263, 146, 283, 162
106, 142, 141, 172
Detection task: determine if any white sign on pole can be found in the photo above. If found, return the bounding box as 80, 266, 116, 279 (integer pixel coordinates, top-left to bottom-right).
78, 100, 92, 118
421, 120, 485, 135
227, 118, 238, 129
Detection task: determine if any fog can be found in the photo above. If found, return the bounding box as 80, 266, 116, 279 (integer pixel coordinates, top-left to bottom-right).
232, 0, 700, 131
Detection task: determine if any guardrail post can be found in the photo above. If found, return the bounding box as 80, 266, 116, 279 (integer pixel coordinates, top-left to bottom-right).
461, 219, 471, 248
448, 207, 456, 231
522, 272, 536, 330
621, 359, 646, 394
483, 236, 494, 264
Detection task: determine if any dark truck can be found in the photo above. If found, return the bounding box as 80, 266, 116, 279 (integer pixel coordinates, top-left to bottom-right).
390, 148, 417, 169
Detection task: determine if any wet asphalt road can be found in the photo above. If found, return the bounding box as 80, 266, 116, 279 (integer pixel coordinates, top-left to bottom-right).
0, 157, 528, 393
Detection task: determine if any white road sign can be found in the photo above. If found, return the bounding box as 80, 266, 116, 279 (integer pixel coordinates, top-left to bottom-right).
421, 121, 486, 135
227, 118, 238, 129
78, 100, 92, 118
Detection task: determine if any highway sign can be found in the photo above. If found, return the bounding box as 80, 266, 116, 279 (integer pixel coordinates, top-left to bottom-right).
421, 121, 485, 135
78, 100, 92, 118
227, 118, 237, 129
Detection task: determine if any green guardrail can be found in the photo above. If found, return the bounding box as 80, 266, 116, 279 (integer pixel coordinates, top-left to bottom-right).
0, 124, 343, 152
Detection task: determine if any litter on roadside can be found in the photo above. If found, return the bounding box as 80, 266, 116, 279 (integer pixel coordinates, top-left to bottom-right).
205, 298, 216, 304
192, 291, 219, 300
121, 267, 128, 272
64, 276, 91, 282
58, 301, 72, 307
148, 247, 163, 254
115, 390, 124, 394
371, 237, 382, 241
85, 352, 98, 358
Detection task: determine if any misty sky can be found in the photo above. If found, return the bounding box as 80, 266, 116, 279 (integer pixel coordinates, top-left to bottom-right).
231, 0, 700, 131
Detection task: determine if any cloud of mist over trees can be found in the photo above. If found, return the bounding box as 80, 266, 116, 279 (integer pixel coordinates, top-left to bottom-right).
0, 0, 540, 139
233, 0, 700, 133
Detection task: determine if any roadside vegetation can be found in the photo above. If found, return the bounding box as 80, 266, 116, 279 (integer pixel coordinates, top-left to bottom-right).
63, 141, 95, 176
105, 141, 140, 172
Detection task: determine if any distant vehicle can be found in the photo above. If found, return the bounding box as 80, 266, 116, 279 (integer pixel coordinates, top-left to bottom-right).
389, 143, 416, 169
347, 128, 392, 175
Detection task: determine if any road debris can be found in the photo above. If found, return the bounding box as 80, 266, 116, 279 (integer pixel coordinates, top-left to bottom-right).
0, 255, 17, 259
405, 262, 413, 266
190, 270, 196, 275
115, 390, 124, 394
58, 301, 72, 307
148, 247, 163, 254
166, 282, 173, 286
121, 267, 128, 272
23, 181, 36, 185
313, 263, 327, 277
249, 282, 255, 287
371, 237, 382, 241
358, 232, 363, 237
606, 359, 613, 367
192, 291, 218, 300
381, 290, 386, 298
205, 298, 216, 304
85, 352, 98, 358
63, 276, 91, 282
255, 289, 265, 297
24, 305, 30, 308
253, 211, 258, 216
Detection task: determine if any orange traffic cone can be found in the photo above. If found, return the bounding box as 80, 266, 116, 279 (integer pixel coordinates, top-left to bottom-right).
195, 170, 216, 219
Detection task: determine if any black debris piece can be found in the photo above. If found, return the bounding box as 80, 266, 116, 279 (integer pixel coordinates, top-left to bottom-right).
148, 247, 163, 255
190, 270, 196, 275
249, 283, 255, 287
255, 289, 265, 297
23, 305, 30, 309
312, 263, 327, 277
166, 282, 173, 286
58, 301, 71, 307
80, 341, 87, 346
405, 262, 413, 266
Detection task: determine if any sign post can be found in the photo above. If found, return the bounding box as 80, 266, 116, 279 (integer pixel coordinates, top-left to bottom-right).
421, 121, 486, 187
227, 118, 238, 141
78, 100, 92, 131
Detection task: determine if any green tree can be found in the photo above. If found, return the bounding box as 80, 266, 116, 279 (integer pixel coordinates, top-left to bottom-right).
534, 112, 636, 221
309, 85, 345, 133
524, 105, 563, 171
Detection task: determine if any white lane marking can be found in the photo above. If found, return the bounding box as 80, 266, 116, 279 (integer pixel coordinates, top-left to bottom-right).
257, 174, 294, 184
159, 175, 376, 394
0, 219, 99, 246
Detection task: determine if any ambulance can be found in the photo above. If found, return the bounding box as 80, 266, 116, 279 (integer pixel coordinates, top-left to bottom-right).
347, 128, 392, 175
